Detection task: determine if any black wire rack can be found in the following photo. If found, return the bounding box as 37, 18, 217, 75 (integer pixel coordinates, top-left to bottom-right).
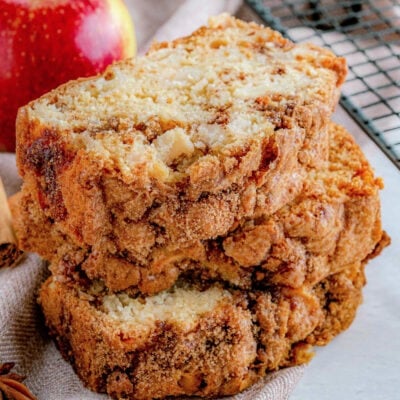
245, 0, 400, 169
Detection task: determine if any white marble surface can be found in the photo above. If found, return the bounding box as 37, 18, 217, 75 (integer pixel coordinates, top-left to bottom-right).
291, 106, 400, 400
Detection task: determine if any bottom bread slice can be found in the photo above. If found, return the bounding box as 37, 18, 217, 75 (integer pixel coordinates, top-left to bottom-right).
39, 260, 367, 400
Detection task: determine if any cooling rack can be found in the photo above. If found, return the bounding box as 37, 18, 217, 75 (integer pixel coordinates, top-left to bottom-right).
245, 0, 400, 169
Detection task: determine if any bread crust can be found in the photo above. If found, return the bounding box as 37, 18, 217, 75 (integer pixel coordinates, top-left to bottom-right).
12, 123, 383, 294
38, 261, 366, 400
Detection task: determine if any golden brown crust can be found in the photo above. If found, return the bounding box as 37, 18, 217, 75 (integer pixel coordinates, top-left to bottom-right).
12, 123, 384, 295
306, 261, 366, 345
38, 261, 366, 400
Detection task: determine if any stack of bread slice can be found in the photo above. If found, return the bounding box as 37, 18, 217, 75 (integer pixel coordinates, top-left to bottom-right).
11, 15, 389, 400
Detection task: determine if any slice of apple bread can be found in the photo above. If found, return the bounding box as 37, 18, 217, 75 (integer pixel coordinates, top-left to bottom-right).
39, 260, 366, 400
16, 14, 346, 255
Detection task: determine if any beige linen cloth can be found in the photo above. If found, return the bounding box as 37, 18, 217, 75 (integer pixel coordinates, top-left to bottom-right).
0, 1, 306, 399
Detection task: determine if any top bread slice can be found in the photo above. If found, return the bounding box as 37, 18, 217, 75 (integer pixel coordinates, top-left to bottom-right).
16, 14, 346, 248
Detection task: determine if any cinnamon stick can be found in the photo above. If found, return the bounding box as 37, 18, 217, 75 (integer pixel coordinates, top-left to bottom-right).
0, 178, 23, 268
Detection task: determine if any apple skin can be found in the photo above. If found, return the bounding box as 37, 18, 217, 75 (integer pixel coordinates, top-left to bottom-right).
0, 0, 136, 152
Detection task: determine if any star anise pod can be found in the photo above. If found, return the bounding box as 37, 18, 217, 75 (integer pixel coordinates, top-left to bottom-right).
0, 363, 37, 400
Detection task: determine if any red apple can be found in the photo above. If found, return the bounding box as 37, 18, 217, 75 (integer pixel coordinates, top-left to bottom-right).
0, 0, 136, 152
